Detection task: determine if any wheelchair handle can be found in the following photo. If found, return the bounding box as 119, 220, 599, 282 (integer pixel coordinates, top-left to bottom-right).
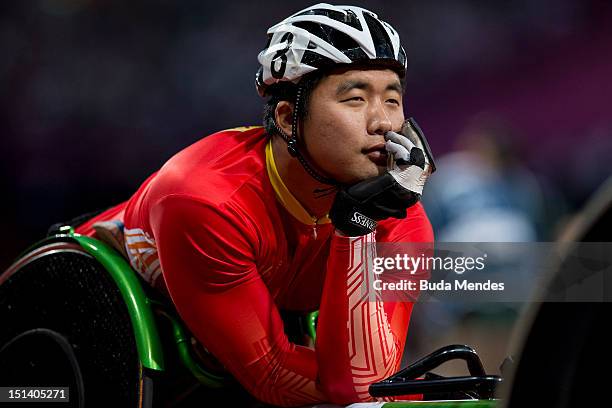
369, 345, 502, 399
394, 344, 487, 380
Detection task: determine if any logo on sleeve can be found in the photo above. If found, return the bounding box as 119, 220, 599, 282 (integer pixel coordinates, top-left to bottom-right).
350, 211, 376, 231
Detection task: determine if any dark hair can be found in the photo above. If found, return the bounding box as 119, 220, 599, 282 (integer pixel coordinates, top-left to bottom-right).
262, 63, 407, 138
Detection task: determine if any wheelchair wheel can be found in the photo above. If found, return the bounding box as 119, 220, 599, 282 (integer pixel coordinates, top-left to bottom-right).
0, 241, 153, 407
506, 175, 612, 408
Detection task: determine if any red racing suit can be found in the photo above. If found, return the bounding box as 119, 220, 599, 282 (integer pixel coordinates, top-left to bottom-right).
76, 126, 434, 406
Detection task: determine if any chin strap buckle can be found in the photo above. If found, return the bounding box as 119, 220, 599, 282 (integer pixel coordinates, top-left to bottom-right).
287, 138, 298, 157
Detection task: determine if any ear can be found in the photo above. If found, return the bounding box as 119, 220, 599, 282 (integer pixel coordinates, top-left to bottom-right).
274, 101, 294, 137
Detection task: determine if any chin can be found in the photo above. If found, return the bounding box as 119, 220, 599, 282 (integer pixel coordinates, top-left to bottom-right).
344, 167, 382, 184
328, 159, 381, 184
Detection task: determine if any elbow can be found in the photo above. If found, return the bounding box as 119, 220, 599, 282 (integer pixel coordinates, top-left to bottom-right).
242, 376, 310, 408
320, 373, 392, 405
319, 350, 403, 404
320, 381, 361, 405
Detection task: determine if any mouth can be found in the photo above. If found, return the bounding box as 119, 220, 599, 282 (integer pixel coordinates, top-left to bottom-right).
363, 143, 388, 166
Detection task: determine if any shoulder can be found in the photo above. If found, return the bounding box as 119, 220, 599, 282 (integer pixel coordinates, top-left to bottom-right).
149, 193, 257, 248
145, 126, 274, 241
147, 126, 269, 207
377, 202, 435, 243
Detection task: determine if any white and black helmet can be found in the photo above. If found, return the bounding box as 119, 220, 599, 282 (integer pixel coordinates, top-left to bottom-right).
256, 3, 407, 97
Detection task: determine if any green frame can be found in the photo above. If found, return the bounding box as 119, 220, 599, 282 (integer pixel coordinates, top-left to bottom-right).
16, 226, 165, 372
73, 231, 166, 372
14, 226, 226, 388
382, 402, 496, 408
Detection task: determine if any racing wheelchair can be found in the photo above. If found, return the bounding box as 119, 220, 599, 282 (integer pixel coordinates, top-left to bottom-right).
5, 173, 612, 407
0, 223, 502, 407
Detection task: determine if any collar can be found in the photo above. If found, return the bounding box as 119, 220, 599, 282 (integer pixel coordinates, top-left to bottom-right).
265, 139, 331, 226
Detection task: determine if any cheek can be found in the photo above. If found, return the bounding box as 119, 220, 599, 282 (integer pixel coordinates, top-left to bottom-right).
305, 103, 365, 150
392, 109, 405, 130
305, 119, 364, 169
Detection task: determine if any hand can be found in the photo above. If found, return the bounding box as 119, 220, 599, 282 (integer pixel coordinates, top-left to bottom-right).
329, 173, 408, 236
384, 117, 436, 197
329, 118, 435, 237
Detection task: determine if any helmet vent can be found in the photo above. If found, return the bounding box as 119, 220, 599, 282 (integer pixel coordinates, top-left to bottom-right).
362, 12, 394, 59
294, 7, 363, 30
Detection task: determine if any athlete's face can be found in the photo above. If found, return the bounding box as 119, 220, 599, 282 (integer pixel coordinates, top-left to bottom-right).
303, 67, 405, 184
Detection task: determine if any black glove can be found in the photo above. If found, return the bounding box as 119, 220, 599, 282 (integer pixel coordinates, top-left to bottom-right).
330, 173, 416, 236
329, 118, 436, 237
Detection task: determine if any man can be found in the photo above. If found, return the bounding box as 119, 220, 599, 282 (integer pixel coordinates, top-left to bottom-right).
76, 4, 434, 406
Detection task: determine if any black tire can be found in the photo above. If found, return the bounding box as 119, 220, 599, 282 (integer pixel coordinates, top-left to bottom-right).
0, 241, 153, 407
506, 176, 612, 408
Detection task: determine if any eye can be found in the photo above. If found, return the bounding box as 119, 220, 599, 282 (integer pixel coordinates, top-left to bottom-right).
386, 98, 400, 105
341, 96, 365, 102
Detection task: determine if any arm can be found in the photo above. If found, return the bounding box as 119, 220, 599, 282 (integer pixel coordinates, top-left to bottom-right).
317, 202, 434, 404
150, 195, 326, 407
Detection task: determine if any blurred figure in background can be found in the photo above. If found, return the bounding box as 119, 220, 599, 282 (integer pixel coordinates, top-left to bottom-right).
422, 114, 544, 243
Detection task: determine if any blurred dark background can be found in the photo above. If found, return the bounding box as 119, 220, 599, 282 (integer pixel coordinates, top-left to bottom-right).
1, 0, 611, 264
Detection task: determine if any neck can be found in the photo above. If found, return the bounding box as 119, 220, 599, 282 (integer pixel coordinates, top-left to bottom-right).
271, 135, 335, 219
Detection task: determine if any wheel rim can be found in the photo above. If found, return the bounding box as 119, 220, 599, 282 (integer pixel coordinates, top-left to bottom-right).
0, 328, 85, 407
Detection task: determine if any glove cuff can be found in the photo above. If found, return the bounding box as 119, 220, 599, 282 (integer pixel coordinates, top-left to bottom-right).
329, 189, 377, 236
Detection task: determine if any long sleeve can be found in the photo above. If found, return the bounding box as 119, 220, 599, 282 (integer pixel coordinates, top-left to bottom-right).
316, 202, 434, 404
150, 195, 328, 407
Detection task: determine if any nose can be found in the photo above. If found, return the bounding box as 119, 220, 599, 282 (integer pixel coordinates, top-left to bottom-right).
367, 99, 392, 136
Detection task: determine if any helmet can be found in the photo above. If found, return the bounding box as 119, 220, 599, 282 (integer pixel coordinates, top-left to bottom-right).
256, 3, 407, 97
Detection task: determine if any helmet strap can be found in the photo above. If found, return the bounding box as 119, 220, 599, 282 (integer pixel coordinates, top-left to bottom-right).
274, 84, 338, 186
